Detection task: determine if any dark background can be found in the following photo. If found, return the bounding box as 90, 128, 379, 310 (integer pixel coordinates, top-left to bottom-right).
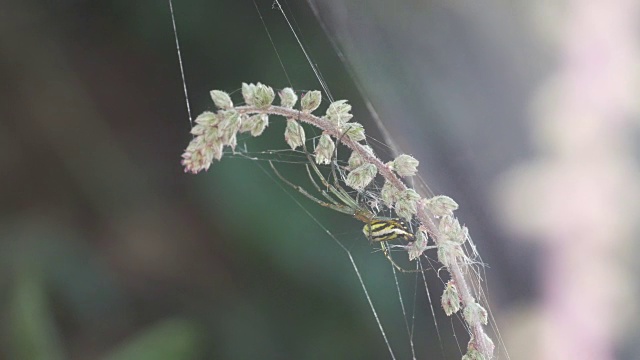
2, 0, 638, 359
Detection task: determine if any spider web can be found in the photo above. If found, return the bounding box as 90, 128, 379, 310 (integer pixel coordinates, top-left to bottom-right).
169, 1, 508, 359
273, 2, 511, 358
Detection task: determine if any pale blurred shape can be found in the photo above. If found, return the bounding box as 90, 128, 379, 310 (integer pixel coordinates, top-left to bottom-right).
496, 0, 640, 359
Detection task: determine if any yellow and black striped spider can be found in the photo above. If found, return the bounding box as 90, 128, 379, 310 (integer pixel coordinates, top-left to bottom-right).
269, 142, 427, 273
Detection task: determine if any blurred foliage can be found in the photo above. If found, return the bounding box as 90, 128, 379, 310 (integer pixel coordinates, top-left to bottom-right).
9, 271, 200, 360
10, 273, 65, 360
103, 319, 201, 360
0, 0, 556, 358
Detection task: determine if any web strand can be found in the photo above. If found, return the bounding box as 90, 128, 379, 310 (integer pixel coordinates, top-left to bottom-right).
256, 162, 397, 360
273, 0, 334, 102
168, 0, 192, 127
391, 266, 417, 360
252, 0, 293, 88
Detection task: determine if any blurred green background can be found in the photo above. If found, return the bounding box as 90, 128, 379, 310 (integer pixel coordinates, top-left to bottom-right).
2, 0, 639, 359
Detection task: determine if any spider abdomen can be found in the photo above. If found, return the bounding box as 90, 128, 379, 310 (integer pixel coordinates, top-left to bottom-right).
363, 219, 415, 242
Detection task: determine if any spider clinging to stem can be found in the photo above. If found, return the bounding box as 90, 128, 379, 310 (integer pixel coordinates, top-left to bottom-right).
267, 134, 434, 273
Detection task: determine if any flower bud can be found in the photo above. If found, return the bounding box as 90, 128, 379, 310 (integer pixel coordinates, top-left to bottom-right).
439, 215, 467, 245
210, 90, 233, 110
437, 241, 464, 268
345, 163, 377, 190
300, 90, 322, 113
284, 119, 305, 149
395, 189, 420, 221
209, 140, 224, 161
347, 145, 373, 170
241, 82, 257, 106
463, 301, 488, 325
181, 136, 223, 173
325, 100, 353, 124
437, 246, 451, 268
344, 122, 365, 142
218, 110, 241, 148
408, 230, 429, 261
240, 114, 269, 137
391, 154, 419, 177
441, 281, 461, 316
190, 125, 205, 136
380, 181, 400, 207
462, 349, 484, 360
253, 83, 275, 108
202, 126, 219, 143
465, 333, 494, 360
194, 111, 220, 127
423, 195, 458, 217
279, 87, 298, 108
314, 134, 335, 165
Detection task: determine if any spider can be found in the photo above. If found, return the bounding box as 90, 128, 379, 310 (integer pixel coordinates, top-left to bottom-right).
269, 138, 431, 273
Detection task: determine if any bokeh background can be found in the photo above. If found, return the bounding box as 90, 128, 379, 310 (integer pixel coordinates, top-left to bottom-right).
1, 0, 639, 359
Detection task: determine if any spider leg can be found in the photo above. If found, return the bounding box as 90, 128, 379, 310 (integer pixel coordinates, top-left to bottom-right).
379, 241, 431, 273
303, 144, 335, 190
328, 127, 371, 211
304, 164, 341, 207
269, 161, 355, 216
280, 130, 427, 272
302, 142, 361, 212
303, 144, 367, 218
